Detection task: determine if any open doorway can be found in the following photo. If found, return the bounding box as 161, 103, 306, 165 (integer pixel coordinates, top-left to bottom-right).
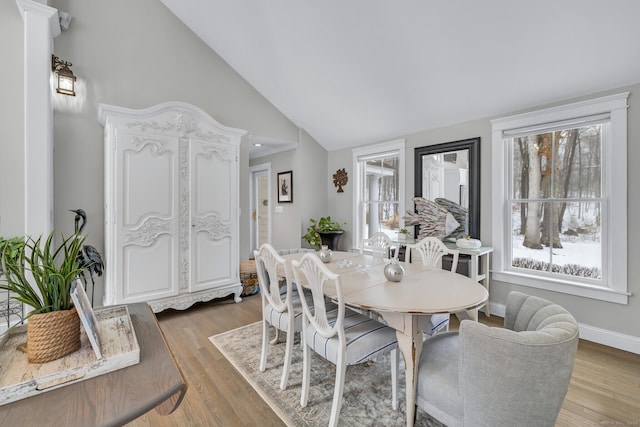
250, 163, 271, 253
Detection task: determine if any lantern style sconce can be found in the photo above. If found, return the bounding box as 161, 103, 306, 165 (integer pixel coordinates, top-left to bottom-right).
51, 54, 76, 96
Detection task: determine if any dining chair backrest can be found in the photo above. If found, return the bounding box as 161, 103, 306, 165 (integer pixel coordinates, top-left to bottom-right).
360, 232, 396, 260
292, 253, 345, 340
407, 236, 459, 272
404, 236, 457, 336
292, 252, 400, 427
254, 243, 309, 390
254, 243, 291, 313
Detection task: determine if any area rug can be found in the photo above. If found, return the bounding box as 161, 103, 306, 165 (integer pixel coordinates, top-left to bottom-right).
209, 322, 444, 426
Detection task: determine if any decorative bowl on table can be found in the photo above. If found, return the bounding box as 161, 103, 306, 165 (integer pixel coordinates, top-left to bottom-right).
456, 238, 481, 249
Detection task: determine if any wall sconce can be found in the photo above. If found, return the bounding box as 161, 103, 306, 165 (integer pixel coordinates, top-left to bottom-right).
51, 54, 76, 96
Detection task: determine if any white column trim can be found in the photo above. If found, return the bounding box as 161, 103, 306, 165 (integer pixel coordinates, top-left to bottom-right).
16, 0, 61, 239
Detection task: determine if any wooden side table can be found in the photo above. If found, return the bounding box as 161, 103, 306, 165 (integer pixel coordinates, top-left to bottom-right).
0, 303, 187, 427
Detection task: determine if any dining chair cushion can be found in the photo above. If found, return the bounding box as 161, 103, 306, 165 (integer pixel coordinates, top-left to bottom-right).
304, 308, 398, 366
263, 286, 313, 333
428, 313, 450, 335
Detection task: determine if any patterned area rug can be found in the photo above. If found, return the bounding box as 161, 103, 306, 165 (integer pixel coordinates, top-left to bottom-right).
209, 322, 444, 426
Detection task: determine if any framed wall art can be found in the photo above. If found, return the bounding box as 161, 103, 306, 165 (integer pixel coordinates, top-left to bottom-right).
277, 170, 293, 203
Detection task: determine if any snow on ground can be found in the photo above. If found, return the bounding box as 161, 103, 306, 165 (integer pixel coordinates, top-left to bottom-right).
511, 234, 601, 270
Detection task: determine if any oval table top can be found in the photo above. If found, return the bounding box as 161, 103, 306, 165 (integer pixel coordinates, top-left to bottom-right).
282, 251, 488, 315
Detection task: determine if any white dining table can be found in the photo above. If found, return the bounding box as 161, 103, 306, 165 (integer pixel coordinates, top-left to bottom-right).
281, 251, 488, 427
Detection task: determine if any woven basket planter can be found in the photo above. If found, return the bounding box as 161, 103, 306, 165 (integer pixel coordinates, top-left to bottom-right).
26, 307, 81, 363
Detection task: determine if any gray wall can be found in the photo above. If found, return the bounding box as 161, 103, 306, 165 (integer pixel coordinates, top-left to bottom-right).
249, 128, 328, 253
5, 0, 311, 303
328, 84, 639, 339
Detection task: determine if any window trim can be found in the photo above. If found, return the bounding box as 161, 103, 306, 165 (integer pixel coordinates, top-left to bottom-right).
491, 93, 629, 304
352, 139, 406, 250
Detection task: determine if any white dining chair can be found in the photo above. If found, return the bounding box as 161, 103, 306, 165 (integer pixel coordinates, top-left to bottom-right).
292, 253, 399, 427
405, 236, 461, 336
254, 243, 312, 390
360, 231, 397, 260
406, 236, 459, 271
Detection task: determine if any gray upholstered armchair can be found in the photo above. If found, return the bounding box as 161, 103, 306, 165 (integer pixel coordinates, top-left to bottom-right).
416, 291, 579, 427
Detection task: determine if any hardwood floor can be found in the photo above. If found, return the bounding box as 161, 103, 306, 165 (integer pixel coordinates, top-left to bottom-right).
127, 294, 640, 426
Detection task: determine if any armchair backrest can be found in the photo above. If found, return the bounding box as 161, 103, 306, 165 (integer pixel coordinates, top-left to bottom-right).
459, 292, 579, 427
406, 236, 459, 271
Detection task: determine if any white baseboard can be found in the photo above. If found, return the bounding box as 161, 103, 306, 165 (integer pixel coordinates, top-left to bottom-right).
488, 302, 640, 355
577, 324, 640, 355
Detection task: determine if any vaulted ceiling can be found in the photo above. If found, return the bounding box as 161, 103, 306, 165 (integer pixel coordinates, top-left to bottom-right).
159, 0, 640, 152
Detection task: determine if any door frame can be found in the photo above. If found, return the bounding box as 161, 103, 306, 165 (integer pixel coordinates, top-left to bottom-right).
249, 163, 272, 255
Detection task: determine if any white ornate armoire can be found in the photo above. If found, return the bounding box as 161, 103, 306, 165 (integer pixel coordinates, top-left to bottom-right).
97, 102, 246, 312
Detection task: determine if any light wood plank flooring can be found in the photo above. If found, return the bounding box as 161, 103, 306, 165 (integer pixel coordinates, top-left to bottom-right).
127, 294, 640, 426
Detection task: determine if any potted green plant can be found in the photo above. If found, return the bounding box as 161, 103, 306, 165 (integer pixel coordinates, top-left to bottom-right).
0, 230, 97, 363
302, 216, 346, 250
0, 236, 26, 273
397, 228, 411, 241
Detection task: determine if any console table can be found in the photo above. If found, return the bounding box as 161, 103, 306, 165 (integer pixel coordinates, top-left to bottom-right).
445, 242, 493, 317
0, 303, 187, 427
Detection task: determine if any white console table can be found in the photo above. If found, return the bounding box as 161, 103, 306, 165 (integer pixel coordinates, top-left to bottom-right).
445, 242, 493, 317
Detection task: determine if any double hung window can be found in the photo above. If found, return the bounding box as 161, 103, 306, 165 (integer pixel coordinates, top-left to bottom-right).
352, 140, 405, 248
491, 93, 629, 304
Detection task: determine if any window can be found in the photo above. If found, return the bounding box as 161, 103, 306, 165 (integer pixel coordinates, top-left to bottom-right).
352, 140, 406, 249
491, 93, 629, 304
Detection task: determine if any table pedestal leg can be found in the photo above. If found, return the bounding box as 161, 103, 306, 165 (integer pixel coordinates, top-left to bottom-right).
396, 327, 423, 427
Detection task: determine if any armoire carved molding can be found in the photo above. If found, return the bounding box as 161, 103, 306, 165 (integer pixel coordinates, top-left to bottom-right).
98, 102, 246, 312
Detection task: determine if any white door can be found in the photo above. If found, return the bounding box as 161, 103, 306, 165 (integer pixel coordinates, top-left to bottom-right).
115, 132, 180, 303
190, 138, 237, 292
250, 165, 271, 252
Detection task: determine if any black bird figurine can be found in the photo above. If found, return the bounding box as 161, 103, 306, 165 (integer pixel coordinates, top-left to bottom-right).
70, 209, 104, 306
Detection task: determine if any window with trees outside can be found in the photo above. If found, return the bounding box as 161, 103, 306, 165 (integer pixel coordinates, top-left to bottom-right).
352, 140, 405, 250
491, 93, 629, 304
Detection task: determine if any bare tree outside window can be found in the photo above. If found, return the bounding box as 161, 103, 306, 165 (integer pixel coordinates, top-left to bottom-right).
360, 156, 400, 240
510, 125, 602, 279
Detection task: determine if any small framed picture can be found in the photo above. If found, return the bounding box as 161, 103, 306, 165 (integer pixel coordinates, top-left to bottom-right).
71, 280, 102, 359
277, 171, 293, 203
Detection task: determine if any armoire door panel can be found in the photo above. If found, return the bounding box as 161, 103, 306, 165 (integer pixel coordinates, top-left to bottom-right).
190, 138, 237, 290
193, 140, 233, 220
121, 134, 177, 225
122, 234, 178, 302
192, 235, 232, 291
116, 133, 180, 304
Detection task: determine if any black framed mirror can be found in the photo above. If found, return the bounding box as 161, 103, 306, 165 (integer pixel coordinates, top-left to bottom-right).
414, 137, 481, 239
